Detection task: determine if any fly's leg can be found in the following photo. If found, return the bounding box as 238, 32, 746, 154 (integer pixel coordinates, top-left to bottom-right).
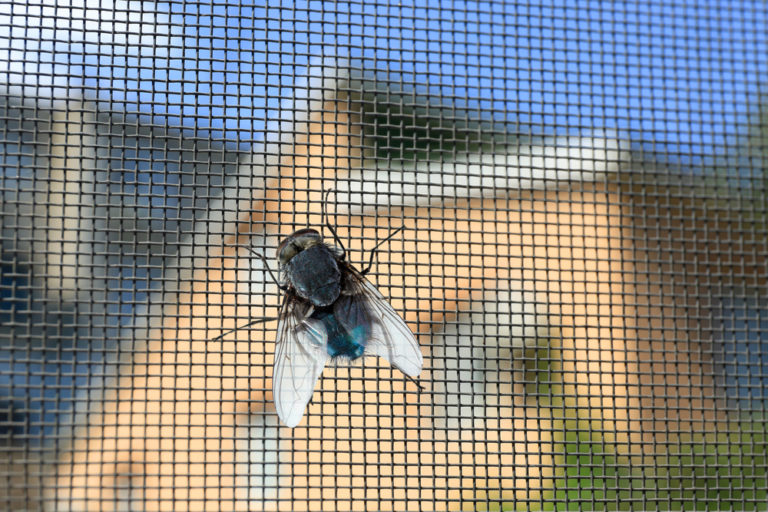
210, 245, 286, 341
235, 245, 287, 290
360, 225, 405, 276
212, 317, 278, 342
322, 188, 347, 260
321, 187, 405, 274
404, 373, 424, 392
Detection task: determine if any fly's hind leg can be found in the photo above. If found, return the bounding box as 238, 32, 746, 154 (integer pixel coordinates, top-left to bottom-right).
212, 317, 278, 342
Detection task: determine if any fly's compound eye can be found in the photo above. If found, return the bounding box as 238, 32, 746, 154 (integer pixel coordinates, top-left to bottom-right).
277, 228, 322, 266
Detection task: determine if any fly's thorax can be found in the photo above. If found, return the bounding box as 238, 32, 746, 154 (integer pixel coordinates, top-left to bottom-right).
283, 242, 342, 307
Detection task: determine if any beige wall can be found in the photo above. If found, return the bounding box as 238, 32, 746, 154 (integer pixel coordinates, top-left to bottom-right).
52, 102, 725, 511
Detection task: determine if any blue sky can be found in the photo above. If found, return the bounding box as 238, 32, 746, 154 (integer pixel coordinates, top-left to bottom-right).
2, 0, 768, 158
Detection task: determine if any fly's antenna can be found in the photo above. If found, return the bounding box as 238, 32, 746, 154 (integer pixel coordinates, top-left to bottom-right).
322, 187, 347, 260
212, 317, 277, 342
360, 225, 405, 276
235, 244, 286, 290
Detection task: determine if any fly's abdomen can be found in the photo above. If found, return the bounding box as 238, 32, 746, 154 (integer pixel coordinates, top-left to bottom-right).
311, 308, 366, 359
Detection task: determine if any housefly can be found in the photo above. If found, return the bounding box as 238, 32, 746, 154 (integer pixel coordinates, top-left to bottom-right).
218, 198, 423, 427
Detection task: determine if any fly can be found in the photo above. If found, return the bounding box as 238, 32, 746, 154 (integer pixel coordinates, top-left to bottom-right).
216, 192, 423, 427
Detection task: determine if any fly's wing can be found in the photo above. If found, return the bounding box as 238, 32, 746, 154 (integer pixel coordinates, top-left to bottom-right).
335, 265, 423, 377
273, 294, 328, 427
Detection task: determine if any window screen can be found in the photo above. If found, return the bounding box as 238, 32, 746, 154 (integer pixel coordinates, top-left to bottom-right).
1, 1, 767, 510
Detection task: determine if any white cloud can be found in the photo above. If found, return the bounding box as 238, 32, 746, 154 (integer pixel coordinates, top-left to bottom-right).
0, 0, 170, 98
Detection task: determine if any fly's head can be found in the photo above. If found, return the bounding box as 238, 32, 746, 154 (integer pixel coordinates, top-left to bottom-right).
277, 228, 323, 266
277, 228, 342, 306
277, 228, 324, 286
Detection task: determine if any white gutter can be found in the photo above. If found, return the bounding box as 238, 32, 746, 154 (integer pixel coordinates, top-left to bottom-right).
336, 134, 629, 215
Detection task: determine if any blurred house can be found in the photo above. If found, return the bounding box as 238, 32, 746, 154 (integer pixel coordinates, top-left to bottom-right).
0, 94, 243, 433
0, 94, 243, 507
0, 66, 756, 510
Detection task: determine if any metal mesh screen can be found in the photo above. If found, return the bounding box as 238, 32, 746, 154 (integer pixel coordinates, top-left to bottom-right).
2, 1, 768, 510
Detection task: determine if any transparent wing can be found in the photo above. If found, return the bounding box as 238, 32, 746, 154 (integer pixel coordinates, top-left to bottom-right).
273, 293, 328, 427
336, 265, 423, 377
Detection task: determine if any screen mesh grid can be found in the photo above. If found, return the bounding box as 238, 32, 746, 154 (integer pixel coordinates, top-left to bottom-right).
1, 1, 767, 510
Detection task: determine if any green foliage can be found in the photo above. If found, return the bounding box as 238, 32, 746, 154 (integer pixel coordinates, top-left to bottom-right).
472, 337, 768, 511
540, 418, 768, 511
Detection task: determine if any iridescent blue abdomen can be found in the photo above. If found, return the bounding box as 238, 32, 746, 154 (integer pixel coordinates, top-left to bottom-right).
310, 308, 367, 359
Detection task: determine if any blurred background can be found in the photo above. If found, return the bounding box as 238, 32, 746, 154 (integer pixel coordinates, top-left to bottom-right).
1, 1, 767, 510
